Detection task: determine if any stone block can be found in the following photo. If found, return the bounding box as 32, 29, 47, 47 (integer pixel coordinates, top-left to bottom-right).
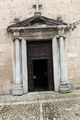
12, 84, 23, 95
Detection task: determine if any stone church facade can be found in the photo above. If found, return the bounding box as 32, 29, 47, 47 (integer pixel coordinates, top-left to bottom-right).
0, 0, 80, 95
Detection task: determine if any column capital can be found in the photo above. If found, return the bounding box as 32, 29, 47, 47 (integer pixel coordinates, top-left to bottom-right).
58, 26, 66, 37
13, 31, 21, 39
56, 35, 66, 39
57, 26, 66, 31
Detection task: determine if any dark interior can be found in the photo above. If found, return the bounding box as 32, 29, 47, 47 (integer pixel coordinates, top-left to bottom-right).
33, 59, 48, 91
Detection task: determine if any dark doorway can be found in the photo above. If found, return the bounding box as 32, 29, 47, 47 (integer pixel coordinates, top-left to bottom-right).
27, 41, 54, 92
33, 59, 48, 91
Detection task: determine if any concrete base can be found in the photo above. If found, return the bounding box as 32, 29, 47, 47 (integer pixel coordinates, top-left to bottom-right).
12, 84, 23, 95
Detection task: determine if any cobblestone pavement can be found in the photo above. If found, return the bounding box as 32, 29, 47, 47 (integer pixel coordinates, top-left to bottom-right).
0, 90, 80, 120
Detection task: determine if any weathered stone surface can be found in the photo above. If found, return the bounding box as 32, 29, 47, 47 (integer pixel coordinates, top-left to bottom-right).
0, 0, 80, 94
52, 37, 60, 91
0, 104, 40, 120
12, 84, 23, 95
0, 91, 80, 120
22, 38, 28, 93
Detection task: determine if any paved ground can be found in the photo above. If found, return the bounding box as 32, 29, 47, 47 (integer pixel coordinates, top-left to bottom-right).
0, 90, 80, 120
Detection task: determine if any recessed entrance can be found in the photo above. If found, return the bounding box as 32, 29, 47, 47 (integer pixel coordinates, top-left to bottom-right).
28, 41, 54, 92
33, 59, 48, 91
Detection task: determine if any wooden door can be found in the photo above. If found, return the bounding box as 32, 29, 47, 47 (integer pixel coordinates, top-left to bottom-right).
27, 41, 54, 92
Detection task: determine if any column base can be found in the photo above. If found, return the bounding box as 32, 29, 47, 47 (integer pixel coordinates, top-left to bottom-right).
59, 81, 71, 93
12, 84, 23, 95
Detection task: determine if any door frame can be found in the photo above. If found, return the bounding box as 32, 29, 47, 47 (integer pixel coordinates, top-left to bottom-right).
27, 40, 54, 92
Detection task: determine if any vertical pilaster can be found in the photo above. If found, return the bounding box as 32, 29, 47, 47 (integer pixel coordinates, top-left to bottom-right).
15, 39, 21, 84
22, 38, 28, 93
52, 36, 60, 91
58, 27, 70, 92
12, 31, 23, 95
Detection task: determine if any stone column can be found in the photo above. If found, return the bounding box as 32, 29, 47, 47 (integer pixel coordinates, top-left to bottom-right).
12, 31, 23, 95
52, 36, 60, 91
22, 38, 28, 93
58, 28, 70, 92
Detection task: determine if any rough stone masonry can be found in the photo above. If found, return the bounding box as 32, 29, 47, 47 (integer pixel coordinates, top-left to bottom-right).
0, 0, 80, 94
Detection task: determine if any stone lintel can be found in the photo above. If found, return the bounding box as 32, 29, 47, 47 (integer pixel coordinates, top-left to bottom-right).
58, 25, 67, 29
8, 25, 67, 32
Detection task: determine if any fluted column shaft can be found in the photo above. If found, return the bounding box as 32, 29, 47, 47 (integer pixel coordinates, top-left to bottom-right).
22, 38, 28, 93
58, 28, 70, 92
12, 31, 23, 95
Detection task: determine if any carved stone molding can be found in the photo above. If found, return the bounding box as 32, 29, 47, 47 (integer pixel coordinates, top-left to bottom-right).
12, 84, 23, 95
13, 31, 21, 39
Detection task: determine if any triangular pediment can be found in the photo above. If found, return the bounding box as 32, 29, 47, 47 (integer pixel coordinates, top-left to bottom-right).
8, 15, 67, 30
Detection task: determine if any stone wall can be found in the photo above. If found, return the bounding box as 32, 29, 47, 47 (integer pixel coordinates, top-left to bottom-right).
0, 0, 80, 94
